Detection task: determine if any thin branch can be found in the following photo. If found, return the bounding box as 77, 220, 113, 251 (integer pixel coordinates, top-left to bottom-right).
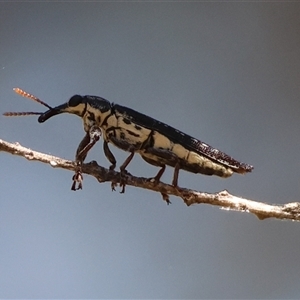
1, 138, 300, 222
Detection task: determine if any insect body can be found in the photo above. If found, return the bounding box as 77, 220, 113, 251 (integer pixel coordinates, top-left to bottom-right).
4, 88, 253, 191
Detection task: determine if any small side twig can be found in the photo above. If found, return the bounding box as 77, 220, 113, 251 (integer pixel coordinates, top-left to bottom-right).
1, 138, 300, 222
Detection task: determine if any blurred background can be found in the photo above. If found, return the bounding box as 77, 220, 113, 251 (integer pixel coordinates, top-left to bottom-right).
1, 2, 300, 298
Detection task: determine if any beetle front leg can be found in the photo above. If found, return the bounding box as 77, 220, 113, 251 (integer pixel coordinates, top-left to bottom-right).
71, 132, 90, 191
72, 126, 102, 191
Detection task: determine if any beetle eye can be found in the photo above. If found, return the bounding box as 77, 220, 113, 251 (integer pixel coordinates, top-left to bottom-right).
68, 95, 83, 107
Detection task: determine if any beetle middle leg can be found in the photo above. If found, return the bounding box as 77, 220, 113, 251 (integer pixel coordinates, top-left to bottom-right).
107, 135, 140, 193
103, 140, 116, 170
72, 125, 102, 191
103, 140, 120, 191
118, 150, 135, 193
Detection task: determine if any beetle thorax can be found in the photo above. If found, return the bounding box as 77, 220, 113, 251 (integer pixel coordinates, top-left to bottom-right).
82, 104, 113, 132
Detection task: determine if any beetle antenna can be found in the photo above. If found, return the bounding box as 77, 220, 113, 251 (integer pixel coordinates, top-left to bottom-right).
13, 88, 53, 109
3, 111, 42, 117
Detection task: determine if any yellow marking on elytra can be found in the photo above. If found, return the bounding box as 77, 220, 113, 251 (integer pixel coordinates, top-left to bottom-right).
145, 130, 234, 177
152, 131, 173, 150
117, 118, 151, 143
188, 151, 233, 177
172, 143, 189, 160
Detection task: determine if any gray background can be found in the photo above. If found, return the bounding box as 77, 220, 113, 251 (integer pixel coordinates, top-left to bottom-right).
1, 2, 300, 299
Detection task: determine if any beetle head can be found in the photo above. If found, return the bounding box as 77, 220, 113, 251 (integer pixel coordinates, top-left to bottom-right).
38, 95, 85, 123
38, 95, 112, 123
4, 88, 112, 127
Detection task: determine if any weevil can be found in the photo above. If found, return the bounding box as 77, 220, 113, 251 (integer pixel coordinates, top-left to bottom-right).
4, 88, 253, 194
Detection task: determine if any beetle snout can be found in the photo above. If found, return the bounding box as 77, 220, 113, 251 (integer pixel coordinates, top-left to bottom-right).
38, 103, 68, 123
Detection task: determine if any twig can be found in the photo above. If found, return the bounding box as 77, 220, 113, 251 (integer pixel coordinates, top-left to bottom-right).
1, 138, 300, 221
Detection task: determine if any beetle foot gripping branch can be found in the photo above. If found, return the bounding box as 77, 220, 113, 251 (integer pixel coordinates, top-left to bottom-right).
111, 181, 118, 192
72, 168, 84, 190
161, 192, 171, 205
119, 175, 127, 194
119, 169, 133, 194
110, 172, 130, 193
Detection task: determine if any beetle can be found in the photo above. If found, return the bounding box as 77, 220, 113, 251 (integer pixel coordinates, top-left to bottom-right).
4, 88, 253, 192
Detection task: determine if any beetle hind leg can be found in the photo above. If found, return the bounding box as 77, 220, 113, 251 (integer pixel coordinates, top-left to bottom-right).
140, 155, 166, 184
172, 162, 180, 187
153, 165, 166, 183
141, 147, 182, 189
140, 154, 172, 204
